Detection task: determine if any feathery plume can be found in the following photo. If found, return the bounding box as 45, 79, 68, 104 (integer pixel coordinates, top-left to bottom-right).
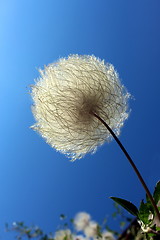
31, 55, 130, 160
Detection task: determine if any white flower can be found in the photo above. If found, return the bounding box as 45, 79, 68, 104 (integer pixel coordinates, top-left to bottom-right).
74, 212, 91, 231
54, 229, 72, 240
138, 220, 151, 233
31, 55, 130, 160
138, 201, 160, 232
101, 231, 115, 240
84, 221, 98, 238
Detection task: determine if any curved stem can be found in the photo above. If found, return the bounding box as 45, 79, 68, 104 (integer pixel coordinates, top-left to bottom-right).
92, 112, 160, 222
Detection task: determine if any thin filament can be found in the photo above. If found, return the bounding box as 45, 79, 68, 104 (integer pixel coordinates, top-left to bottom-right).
91, 112, 160, 223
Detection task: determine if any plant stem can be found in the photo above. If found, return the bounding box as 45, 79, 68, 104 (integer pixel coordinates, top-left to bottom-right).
92, 112, 160, 222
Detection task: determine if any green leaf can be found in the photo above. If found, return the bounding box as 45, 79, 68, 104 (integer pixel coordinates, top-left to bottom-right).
153, 181, 160, 204
145, 193, 154, 214
148, 232, 156, 237
156, 226, 160, 231
138, 200, 151, 224
110, 197, 139, 217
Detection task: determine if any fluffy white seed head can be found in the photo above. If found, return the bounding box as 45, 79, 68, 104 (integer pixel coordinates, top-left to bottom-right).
31, 54, 130, 160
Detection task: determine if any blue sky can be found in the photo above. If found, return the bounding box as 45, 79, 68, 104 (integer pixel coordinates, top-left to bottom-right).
1, 0, 160, 238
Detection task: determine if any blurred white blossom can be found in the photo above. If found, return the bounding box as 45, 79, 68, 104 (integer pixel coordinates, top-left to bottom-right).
101, 231, 116, 240
54, 229, 71, 240
84, 221, 98, 238
31, 54, 130, 160
74, 212, 91, 231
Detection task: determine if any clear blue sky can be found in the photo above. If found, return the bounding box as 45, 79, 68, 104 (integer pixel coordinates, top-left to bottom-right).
0, 0, 160, 239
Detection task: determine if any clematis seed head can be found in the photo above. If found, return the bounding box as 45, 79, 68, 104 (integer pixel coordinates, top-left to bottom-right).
31, 54, 130, 160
